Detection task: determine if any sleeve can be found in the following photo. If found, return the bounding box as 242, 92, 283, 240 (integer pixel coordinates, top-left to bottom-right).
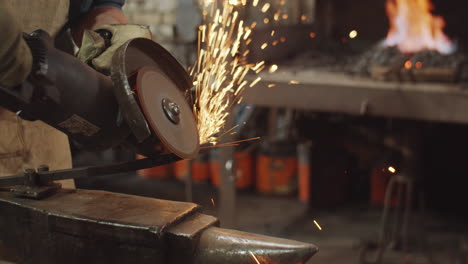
92, 0, 125, 9
69, 0, 125, 22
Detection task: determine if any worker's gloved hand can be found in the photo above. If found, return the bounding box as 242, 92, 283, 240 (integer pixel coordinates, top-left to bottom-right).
0, 2, 32, 87
77, 24, 152, 73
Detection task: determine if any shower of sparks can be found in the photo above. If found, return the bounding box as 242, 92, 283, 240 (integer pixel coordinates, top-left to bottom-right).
313, 220, 323, 231
249, 251, 261, 264
191, 0, 266, 145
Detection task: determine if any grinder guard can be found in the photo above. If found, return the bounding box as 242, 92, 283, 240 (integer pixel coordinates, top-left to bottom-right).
0, 31, 199, 160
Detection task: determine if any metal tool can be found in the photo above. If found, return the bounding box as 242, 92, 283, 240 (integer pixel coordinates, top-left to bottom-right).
0, 30, 199, 159
0, 154, 180, 199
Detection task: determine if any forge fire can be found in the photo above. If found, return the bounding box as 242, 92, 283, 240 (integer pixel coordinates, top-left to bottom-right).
384, 0, 455, 54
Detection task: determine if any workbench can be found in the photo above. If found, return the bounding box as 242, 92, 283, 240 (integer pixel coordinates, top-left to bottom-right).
244, 68, 468, 124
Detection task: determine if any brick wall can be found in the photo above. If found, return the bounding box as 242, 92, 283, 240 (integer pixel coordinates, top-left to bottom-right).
123, 0, 200, 65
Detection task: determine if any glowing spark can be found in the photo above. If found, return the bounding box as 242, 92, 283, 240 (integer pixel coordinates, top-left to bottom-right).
200, 0, 214, 7
314, 220, 323, 231
261, 43, 268, 49
249, 251, 261, 264
301, 15, 307, 21
252, 61, 265, 72
271, 30, 275, 36
272, 40, 279, 46
404, 60, 412, 69
289, 80, 300, 85
261, 3, 271, 13
263, 18, 270, 24
282, 14, 289, 20
274, 11, 281, 21
211, 198, 216, 206
269, 64, 278, 73
219, 137, 261, 146
388, 166, 396, 173
309, 32, 316, 38
415, 61, 423, 69
250, 77, 262, 88
268, 83, 277, 88
252, 0, 259, 7
349, 30, 358, 39
280, 37, 286, 43
192, 0, 266, 145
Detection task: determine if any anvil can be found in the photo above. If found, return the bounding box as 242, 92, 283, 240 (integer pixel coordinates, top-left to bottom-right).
0, 189, 317, 264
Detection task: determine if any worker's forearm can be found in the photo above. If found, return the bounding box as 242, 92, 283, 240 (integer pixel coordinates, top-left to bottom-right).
0, 1, 32, 87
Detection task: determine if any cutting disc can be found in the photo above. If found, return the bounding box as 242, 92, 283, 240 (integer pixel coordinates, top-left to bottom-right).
135, 66, 199, 159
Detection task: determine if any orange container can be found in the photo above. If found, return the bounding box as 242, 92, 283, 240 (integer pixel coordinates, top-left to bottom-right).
298, 142, 312, 203
174, 159, 191, 181
210, 151, 253, 189
136, 154, 172, 179
192, 160, 210, 182
209, 161, 221, 186
371, 167, 399, 207
235, 151, 254, 189
256, 141, 298, 195
298, 162, 311, 202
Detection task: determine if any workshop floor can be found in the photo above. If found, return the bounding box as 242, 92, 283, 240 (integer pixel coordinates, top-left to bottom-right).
77, 174, 467, 264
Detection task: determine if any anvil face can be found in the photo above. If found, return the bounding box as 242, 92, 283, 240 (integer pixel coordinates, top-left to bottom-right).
0, 190, 317, 264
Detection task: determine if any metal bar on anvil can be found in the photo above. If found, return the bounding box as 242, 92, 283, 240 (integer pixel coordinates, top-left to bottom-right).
0, 154, 181, 188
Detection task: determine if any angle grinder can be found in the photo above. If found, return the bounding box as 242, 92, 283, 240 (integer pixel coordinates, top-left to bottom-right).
0, 30, 199, 161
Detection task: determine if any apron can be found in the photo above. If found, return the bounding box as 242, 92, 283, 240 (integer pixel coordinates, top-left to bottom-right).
0, 0, 74, 189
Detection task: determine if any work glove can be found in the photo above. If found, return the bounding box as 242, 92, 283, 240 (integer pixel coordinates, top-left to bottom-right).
0, 1, 33, 87
77, 24, 152, 73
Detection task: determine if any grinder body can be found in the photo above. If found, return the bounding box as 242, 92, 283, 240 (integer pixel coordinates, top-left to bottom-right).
0, 31, 199, 159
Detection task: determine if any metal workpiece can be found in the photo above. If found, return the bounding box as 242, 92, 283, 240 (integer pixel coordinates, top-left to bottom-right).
193, 227, 318, 264
0, 189, 317, 264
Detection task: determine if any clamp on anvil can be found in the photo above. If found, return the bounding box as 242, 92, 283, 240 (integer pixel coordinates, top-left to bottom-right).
0, 153, 179, 199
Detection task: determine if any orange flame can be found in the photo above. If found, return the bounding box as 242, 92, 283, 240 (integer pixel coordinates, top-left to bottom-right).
384, 0, 455, 54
